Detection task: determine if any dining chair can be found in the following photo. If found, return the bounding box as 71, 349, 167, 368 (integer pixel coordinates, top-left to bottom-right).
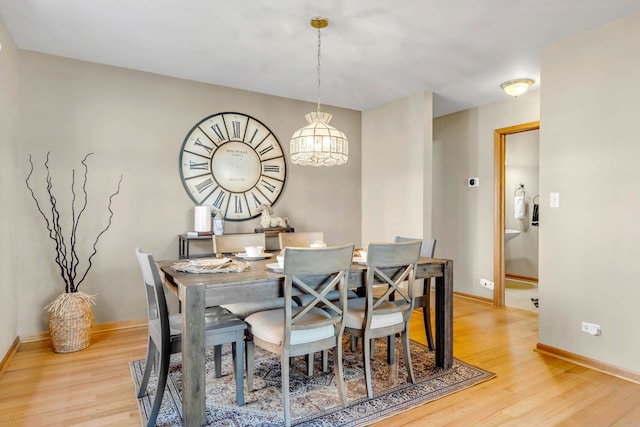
212, 233, 302, 375
278, 231, 324, 249
244, 244, 355, 427
394, 236, 437, 351
343, 240, 421, 399
279, 231, 360, 374
278, 230, 329, 373
213, 233, 266, 257
134, 248, 247, 427
214, 232, 296, 317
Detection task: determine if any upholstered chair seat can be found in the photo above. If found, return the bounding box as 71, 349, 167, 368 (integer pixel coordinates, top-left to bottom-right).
246, 307, 336, 346
223, 297, 297, 318
343, 298, 404, 330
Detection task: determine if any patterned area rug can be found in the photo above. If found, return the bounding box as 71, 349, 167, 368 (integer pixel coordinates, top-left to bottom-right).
130, 338, 495, 426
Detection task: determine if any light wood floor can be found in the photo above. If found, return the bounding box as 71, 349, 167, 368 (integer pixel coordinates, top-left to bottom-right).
2, 296, 640, 426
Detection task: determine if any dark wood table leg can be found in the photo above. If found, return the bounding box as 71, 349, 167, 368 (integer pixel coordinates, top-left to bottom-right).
435, 259, 453, 369
181, 285, 206, 426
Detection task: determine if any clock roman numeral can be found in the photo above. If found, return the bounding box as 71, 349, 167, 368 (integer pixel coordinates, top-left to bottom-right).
194, 137, 213, 154
234, 195, 243, 214
189, 160, 208, 170
251, 193, 263, 208
261, 180, 276, 193
232, 121, 241, 139
263, 164, 280, 173
212, 191, 226, 209
211, 124, 225, 142
195, 178, 214, 194
247, 128, 259, 145
258, 145, 274, 157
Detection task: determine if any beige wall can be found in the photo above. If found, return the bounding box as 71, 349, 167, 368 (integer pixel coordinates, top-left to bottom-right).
539, 12, 640, 371
0, 17, 19, 357
13, 51, 361, 336
361, 91, 432, 245
505, 130, 539, 278
433, 91, 540, 297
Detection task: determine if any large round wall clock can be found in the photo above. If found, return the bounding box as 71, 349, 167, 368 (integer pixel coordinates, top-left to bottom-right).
179, 112, 287, 221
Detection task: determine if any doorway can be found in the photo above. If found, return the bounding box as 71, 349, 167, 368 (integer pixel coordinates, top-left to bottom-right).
493, 121, 540, 306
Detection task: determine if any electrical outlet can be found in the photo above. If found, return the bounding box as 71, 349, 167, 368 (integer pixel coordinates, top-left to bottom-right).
581, 321, 601, 336
480, 279, 494, 290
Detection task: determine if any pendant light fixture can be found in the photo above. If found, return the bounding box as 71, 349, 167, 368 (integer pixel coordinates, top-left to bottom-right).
290, 17, 349, 167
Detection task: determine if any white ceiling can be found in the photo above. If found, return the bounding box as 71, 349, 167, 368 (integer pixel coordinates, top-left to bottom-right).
2, 0, 640, 117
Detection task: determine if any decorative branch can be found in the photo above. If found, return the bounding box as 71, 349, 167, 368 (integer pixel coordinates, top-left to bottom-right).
26, 152, 123, 293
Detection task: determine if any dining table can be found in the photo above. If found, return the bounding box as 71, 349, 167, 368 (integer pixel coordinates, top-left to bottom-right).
158, 255, 453, 427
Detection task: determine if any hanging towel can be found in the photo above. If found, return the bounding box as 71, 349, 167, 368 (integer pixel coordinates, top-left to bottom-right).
514, 195, 525, 219
532, 203, 539, 226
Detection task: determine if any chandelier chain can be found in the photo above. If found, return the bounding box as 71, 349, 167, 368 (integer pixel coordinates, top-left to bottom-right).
316, 24, 322, 115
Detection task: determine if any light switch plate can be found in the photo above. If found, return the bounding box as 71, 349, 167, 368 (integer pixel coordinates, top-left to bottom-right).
550, 192, 560, 208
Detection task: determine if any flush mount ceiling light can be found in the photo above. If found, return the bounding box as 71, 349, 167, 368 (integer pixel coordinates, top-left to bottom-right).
290, 17, 348, 167
500, 79, 534, 97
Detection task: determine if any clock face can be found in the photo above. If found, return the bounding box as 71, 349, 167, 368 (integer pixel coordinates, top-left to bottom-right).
179, 112, 287, 221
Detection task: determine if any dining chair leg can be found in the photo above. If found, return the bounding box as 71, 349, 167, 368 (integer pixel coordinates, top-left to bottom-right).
401, 331, 415, 384
214, 344, 223, 378
322, 349, 329, 373
246, 340, 255, 392
333, 339, 347, 406
137, 337, 156, 398
387, 336, 395, 364
350, 336, 358, 352
147, 345, 170, 427
281, 351, 291, 427
306, 353, 313, 376
363, 334, 374, 400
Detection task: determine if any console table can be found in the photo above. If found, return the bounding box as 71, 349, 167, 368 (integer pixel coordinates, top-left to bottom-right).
178, 227, 295, 259
178, 234, 214, 259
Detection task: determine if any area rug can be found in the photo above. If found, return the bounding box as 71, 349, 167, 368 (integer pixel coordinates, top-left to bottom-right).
130, 338, 494, 426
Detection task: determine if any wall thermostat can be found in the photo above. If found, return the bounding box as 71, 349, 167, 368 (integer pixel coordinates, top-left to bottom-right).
468, 177, 479, 187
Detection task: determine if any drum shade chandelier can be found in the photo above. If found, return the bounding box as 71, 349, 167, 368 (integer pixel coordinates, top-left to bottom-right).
500, 78, 534, 97
290, 17, 349, 166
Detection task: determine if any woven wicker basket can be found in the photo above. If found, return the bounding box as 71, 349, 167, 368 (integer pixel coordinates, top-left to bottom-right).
48, 292, 95, 353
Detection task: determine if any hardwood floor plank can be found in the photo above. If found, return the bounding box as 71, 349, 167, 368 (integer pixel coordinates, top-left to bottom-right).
2, 296, 640, 426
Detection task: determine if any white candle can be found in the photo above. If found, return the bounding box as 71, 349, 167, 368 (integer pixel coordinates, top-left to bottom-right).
194, 205, 212, 232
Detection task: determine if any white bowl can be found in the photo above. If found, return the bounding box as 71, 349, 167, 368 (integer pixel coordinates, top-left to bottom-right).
245, 246, 264, 257
276, 255, 284, 268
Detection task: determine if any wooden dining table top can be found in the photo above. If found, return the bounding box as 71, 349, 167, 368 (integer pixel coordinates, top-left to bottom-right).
159, 256, 447, 304
159, 255, 446, 286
